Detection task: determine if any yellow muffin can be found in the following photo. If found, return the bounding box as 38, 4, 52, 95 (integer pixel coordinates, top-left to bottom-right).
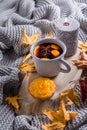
29, 77, 56, 100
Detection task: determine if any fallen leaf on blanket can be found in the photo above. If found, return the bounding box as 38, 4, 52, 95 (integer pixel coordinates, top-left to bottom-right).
65, 96, 73, 106
57, 89, 80, 107
22, 53, 31, 63
78, 42, 87, 53
42, 109, 61, 122
69, 112, 78, 120
42, 122, 65, 130
42, 101, 70, 124
57, 100, 71, 122
73, 51, 87, 69
45, 32, 53, 39
5, 96, 23, 111
19, 29, 39, 46
19, 62, 36, 74
42, 101, 78, 130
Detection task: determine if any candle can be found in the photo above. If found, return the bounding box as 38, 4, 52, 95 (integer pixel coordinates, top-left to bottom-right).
63, 17, 69, 26
56, 18, 80, 57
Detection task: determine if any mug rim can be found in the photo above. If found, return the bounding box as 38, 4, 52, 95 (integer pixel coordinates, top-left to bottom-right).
30, 38, 66, 62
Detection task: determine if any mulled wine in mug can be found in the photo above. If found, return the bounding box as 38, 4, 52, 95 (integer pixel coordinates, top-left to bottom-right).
30, 38, 71, 77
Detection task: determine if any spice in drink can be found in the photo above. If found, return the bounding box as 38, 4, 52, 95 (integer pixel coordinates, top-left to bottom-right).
34, 43, 62, 59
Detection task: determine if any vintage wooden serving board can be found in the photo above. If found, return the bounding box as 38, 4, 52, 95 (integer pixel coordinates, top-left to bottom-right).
18, 48, 82, 115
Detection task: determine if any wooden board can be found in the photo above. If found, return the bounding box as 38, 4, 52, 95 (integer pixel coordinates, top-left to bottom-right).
18, 49, 82, 115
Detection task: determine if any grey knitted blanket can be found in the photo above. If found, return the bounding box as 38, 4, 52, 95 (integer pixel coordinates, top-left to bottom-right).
0, 0, 87, 130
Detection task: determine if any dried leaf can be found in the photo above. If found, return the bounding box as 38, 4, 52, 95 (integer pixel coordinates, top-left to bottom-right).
45, 32, 53, 39
65, 97, 73, 106
69, 112, 78, 120
83, 43, 87, 47
42, 122, 65, 130
30, 32, 39, 45
5, 96, 23, 111
42, 101, 78, 130
42, 109, 60, 122
19, 62, 36, 74
19, 29, 30, 46
73, 51, 87, 69
58, 89, 80, 107
78, 43, 87, 53
58, 100, 70, 123
22, 54, 31, 63
19, 29, 39, 46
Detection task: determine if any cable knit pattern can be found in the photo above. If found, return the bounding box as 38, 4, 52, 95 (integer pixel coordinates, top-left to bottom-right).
0, 25, 41, 55
0, 0, 87, 130
17, 0, 35, 18
0, 104, 15, 130
14, 114, 51, 130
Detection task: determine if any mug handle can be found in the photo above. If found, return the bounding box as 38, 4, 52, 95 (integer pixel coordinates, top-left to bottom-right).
60, 58, 71, 73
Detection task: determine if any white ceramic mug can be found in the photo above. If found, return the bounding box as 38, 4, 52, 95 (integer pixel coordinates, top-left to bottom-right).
30, 38, 71, 77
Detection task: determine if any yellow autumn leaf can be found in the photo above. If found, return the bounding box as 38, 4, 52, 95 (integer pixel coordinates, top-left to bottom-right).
19, 29, 39, 46
58, 100, 70, 123
5, 96, 23, 111
82, 44, 87, 47
78, 43, 87, 53
42, 122, 65, 130
45, 32, 53, 39
42, 109, 60, 122
58, 89, 80, 107
69, 112, 78, 120
22, 53, 31, 63
30, 32, 39, 45
65, 96, 73, 106
19, 62, 36, 74
42, 100, 78, 130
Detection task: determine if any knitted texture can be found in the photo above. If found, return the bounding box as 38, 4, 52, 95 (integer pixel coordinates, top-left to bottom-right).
0, 0, 87, 130
0, 66, 22, 104
14, 114, 51, 130
0, 104, 15, 130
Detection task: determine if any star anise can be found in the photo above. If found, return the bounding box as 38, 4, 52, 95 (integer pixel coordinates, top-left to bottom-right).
39, 45, 52, 58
